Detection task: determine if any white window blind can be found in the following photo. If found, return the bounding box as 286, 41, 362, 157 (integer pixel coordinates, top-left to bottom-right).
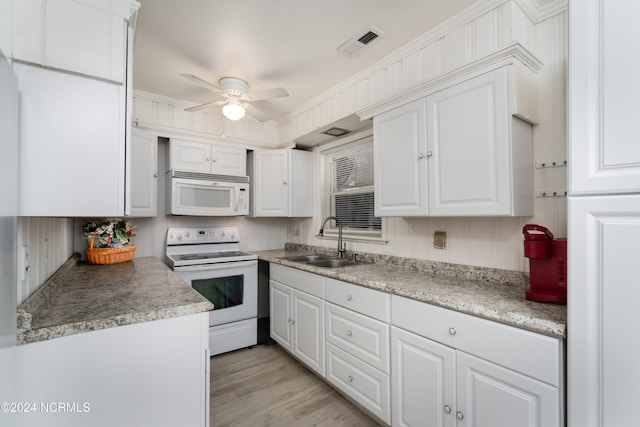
322, 137, 381, 238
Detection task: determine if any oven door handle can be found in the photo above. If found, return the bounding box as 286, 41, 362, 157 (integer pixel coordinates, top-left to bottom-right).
174, 259, 258, 272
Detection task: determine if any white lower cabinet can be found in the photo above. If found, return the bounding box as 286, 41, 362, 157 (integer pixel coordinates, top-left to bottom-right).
269, 265, 563, 427
392, 326, 455, 427
391, 295, 562, 427
15, 313, 210, 427
269, 264, 325, 376
324, 279, 391, 425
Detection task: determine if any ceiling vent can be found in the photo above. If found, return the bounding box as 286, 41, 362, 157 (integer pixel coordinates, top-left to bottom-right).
321, 127, 351, 137
338, 26, 386, 56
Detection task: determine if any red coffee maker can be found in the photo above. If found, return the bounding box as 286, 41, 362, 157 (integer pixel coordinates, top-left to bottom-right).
522, 224, 567, 304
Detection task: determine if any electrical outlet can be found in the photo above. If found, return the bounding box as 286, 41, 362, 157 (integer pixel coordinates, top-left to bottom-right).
434, 231, 447, 249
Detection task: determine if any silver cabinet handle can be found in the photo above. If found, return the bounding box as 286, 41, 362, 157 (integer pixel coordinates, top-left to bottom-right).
347, 295, 352, 301
427, 151, 433, 157
456, 411, 464, 420
290, 319, 295, 325
154, 173, 158, 177
347, 330, 353, 337
418, 153, 424, 159
449, 327, 457, 336
348, 376, 353, 382
283, 181, 287, 185
444, 405, 452, 414
205, 156, 211, 162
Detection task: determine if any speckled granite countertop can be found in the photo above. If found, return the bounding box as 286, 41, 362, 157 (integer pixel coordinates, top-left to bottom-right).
17, 254, 213, 345
254, 244, 567, 339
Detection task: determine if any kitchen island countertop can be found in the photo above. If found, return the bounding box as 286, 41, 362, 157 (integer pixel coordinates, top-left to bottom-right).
17, 254, 213, 345
254, 247, 567, 339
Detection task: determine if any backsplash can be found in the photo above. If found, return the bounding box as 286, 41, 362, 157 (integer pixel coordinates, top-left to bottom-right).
17, 217, 74, 304
284, 243, 529, 286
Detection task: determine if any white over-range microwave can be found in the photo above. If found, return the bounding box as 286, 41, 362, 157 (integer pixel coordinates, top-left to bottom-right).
166, 170, 249, 216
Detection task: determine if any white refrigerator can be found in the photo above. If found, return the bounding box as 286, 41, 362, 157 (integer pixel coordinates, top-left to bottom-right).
0, 48, 18, 407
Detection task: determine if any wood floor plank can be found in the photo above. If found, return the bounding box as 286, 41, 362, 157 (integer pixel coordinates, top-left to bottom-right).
210, 344, 382, 426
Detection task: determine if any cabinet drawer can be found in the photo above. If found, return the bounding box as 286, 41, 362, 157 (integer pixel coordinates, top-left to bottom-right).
392, 295, 561, 386
271, 264, 324, 298
325, 278, 389, 322
326, 343, 390, 424
325, 303, 389, 373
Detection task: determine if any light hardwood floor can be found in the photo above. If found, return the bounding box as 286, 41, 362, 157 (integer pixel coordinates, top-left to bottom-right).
210, 343, 382, 427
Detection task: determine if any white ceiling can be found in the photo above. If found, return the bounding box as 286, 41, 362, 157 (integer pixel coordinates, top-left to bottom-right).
132, 0, 481, 125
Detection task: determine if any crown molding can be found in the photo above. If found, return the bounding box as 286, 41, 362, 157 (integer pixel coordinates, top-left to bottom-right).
357, 43, 541, 120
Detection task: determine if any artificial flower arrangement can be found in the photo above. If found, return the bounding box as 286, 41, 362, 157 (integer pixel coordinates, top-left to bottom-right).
82, 218, 136, 264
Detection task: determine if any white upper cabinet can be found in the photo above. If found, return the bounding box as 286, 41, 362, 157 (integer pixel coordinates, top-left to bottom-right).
569, 0, 640, 195
11, 0, 138, 216
169, 139, 247, 177
10, 0, 136, 83
128, 128, 157, 217
373, 98, 428, 217
248, 149, 313, 217
373, 66, 533, 217
427, 67, 533, 216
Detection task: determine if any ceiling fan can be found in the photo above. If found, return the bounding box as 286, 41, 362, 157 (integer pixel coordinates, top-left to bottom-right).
180, 73, 289, 122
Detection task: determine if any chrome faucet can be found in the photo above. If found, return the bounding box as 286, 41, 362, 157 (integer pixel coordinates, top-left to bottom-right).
319, 216, 346, 258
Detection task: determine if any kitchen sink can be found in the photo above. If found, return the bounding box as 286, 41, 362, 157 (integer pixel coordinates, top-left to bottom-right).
305, 259, 361, 268
282, 254, 334, 262
280, 254, 363, 268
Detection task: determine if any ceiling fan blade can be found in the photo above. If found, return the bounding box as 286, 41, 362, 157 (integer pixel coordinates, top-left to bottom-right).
244, 87, 289, 102
180, 73, 224, 94
243, 103, 269, 122
184, 100, 224, 112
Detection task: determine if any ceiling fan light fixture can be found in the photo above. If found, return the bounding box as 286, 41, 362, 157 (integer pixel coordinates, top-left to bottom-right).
222, 97, 245, 121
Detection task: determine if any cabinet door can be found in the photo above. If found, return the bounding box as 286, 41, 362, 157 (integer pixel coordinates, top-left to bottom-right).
254, 149, 288, 216
170, 139, 212, 173
456, 351, 559, 427
426, 67, 513, 216
292, 289, 325, 376
269, 280, 292, 351
373, 98, 428, 216
568, 195, 640, 427
16, 63, 125, 216
391, 326, 455, 427
11, 0, 130, 83
569, 0, 640, 195
129, 129, 158, 217
211, 146, 246, 177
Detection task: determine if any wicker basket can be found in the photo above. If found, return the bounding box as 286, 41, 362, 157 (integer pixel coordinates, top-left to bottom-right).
85, 237, 136, 265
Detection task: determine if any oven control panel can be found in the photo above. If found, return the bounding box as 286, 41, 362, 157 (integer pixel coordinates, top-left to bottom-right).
167, 227, 239, 244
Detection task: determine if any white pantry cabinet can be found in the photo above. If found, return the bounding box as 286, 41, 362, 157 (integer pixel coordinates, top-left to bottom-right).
128, 128, 158, 217
392, 295, 562, 427
14, 313, 210, 427
269, 264, 325, 376
568, 2, 640, 426
373, 66, 533, 217
169, 139, 247, 177
568, 0, 640, 195
248, 149, 313, 217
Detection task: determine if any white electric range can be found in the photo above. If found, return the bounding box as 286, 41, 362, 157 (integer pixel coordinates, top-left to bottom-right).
166, 227, 258, 356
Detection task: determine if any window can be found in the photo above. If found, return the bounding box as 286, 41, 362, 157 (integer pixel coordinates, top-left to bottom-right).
321, 136, 382, 239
